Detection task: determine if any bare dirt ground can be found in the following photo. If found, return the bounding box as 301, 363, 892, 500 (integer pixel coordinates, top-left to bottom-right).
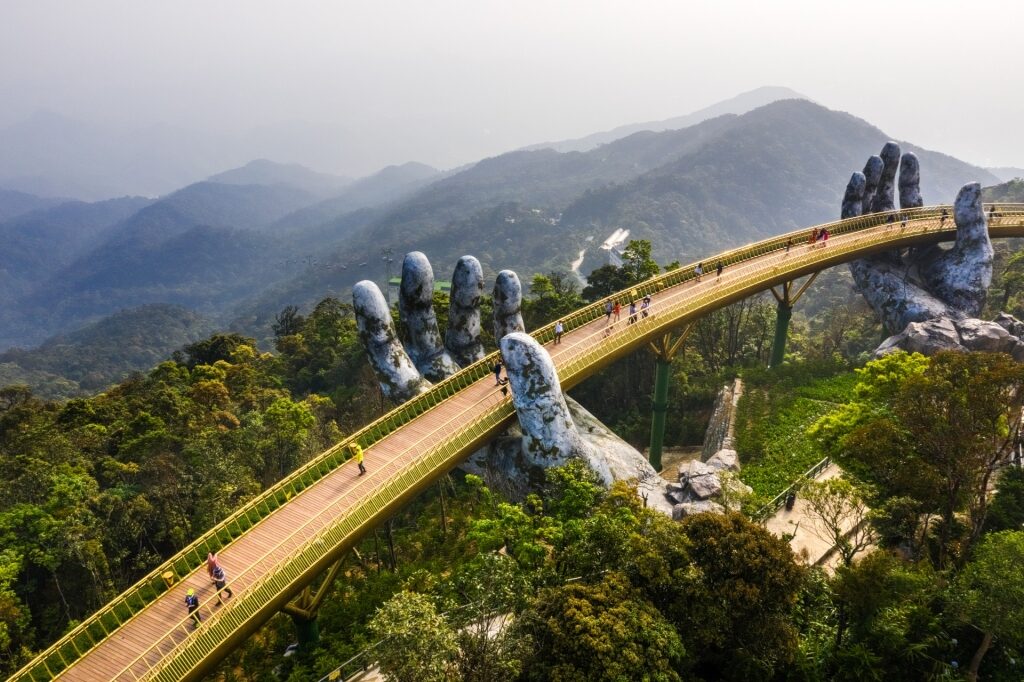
655, 446, 704, 482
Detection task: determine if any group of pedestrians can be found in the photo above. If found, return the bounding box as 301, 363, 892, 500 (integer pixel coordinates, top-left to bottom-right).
185, 553, 236, 629
694, 261, 725, 281
809, 227, 830, 247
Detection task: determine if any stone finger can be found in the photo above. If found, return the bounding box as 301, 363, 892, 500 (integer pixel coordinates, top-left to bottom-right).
353, 280, 430, 403
920, 182, 993, 316
861, 155, 883, 215
445, 255, 485, 366
500, 332, 611, 482
869, 142, 900, 213
399, 252, 460, 381
841, 172, 865, 219
493, 270, 525, 342
898, 152, 922, 209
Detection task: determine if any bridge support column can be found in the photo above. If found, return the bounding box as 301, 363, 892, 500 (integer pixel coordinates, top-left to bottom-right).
289, 611, 320, 648
647, 325, 693, 472
282, 557, 344, 650
768, 273, 818, 369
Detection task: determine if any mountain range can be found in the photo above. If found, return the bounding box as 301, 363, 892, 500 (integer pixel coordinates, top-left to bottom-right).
0, 93, 1007, 395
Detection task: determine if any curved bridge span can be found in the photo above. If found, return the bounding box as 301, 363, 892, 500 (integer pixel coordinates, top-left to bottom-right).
12, 204, 1024, 681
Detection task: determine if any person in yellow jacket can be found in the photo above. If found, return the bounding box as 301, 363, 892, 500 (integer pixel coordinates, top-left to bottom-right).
350, 442, 366, 475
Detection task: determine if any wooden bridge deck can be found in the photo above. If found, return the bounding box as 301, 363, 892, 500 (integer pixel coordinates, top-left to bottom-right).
27, 206, 1024, 681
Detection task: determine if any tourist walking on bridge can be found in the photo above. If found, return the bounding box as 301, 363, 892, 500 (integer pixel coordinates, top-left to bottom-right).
554, 320, 564, 344
207, 553, 234, 605
604, 300, 613, 323
641, 295, 651, 318
349, 442, 367, 475
613, 300, 621, 322
493, 360, 507, 386
185, 588, 201, 628
694, 262, 703, 282
628, 301, 638, 325
716, 261, 723, 278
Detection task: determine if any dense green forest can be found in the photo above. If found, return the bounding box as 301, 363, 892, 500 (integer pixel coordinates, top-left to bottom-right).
3, 241, 1024, 680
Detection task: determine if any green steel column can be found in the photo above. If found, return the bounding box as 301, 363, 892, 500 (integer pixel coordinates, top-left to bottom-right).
648, 356, 671, 472
290, 612, 320, 649
770, 300, 793, 368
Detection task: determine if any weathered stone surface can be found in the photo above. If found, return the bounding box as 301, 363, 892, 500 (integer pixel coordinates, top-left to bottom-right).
501, 333, 613, 483
850, 257, 956, 334
954, 318, 1017, 353
493, 270, 525, 342
994, 313, 1024, 338
672, 500, 725, 520
919, 183, 993, 318
445, 256, 485, 366
706, 449, 740, 472
898, 152, 922, 208
1012, 342, 1024, 363
875, 317, 964, 357
352, 280, 430, 402
666, 482, 689, 505
845, 145, 998, 353
399, 252, 460, 380
679, 460, 722, 500
861, 155, 883, 215
869, 142, 900, 213
841, 172, 865, 219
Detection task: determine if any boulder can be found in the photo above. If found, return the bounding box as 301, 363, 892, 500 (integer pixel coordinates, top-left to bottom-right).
994, 313, 1024, 338
955, 318, 1017, 353
672, 500, 725, 520
706, 448, 740, 472
875, 317, 964, 357
679, 460, 722, 500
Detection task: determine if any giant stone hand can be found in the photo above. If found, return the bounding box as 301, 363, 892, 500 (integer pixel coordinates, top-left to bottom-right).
843, 143, 1024, 358
353, 252, 673, 514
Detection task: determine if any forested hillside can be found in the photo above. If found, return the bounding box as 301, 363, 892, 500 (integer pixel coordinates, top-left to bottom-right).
0, 304, 215, 397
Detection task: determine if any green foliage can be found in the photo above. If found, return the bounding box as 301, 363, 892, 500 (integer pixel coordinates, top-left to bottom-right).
522, 272, 585, 331
0, 318, 359, 675
953, 531, 1024, 679
673, 513, 804, 680
516, 572, 685, 682
986, 466, 1024, 533
734, 365, 855, 502
369, 591, 459, 682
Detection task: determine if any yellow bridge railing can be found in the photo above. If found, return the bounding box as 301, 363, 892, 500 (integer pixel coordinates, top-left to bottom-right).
10, 203, 1024, 681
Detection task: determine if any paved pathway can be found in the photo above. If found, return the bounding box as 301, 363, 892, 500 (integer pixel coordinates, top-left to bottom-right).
765, 463, 856, 568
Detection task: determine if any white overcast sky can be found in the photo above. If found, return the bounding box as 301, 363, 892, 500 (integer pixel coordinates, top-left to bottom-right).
2, 0, 1023, 171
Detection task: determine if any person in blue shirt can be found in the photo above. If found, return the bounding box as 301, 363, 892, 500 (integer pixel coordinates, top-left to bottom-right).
185, 588, 201, 628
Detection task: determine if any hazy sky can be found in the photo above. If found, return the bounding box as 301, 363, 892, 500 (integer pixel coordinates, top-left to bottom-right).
3, 0, 1023, 174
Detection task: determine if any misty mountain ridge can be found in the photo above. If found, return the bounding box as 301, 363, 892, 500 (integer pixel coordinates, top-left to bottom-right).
522, 86, 809, 153
240, 99, 996, 330
988, 167, 1024, 183
0, 97, 1002, 384
206, 159, 352, 197
0, 188, 68, 222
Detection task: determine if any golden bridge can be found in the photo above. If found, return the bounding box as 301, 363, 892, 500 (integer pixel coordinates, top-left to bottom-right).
11, 204, 1024, 681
